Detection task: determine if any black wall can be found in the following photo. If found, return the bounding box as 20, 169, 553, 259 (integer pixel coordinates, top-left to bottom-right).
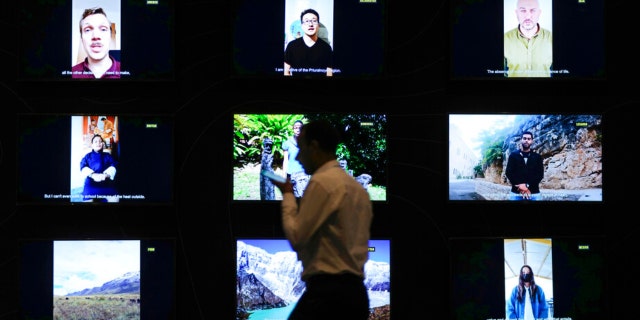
1, 0, 635, 319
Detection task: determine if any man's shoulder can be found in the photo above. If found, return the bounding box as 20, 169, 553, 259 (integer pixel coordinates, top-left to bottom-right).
112, 58, 121, 67
539, 27, 552, 34
286, 37, 304, 48
504, 28, 520, 38
110, 56, 121, 69
537, 28, 552, 39
71, 62, 85, 72
317, 38, 332, 50
510, 285, 519, 292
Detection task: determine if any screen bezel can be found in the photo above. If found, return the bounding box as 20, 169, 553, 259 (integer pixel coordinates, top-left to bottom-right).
19, 238, 177, 320
17, 0, 175, 82
231, 0, 387, 80
449, 0, 606, 85
232, 113, 389, 203
447, 113, 603, 203
16, 113, 175, 206
449, 235, 609, 320
235, 237, 392, 320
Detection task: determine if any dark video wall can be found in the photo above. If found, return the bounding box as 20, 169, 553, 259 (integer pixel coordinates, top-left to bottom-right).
0, 0, 635, 319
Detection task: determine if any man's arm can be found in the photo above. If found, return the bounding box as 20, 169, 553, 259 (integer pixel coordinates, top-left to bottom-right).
537, 287, 549, 317
532, 153, 544, 185
279, 180, 336, 251
505, 154, 519, 184
506, 287, 518, 319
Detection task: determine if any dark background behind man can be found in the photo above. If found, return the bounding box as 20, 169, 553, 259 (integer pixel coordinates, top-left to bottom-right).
0, 0, 634, 319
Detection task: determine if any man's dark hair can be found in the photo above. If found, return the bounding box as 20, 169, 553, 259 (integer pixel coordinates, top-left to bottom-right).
301, 119, 340, 153
91, 134, 106, 145
300, 8, 320, 22
522, 131, 534, 139
79, 7, 111, 33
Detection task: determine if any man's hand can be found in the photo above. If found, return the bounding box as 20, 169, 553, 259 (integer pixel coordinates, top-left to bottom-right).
90, 173, 106, 182
273, 176, 294, 195
517, 184, 531, 199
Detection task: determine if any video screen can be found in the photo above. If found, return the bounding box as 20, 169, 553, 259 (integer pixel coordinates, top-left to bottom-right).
19, 0, 174, 81
19, 238, 176, 320
17, 114, 174, 205
232, 0, 386, 79
450, 236, 608, 320
236, 238, 391, 320
450, 0, 604, 79
448, 113, 602, 202
233, 113, 388, 202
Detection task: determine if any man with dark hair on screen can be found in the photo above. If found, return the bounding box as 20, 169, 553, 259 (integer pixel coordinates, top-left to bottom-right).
284, 8, 333, 77
270, 120, 372, 320
505, 131, 544, 200
71, 7, 121, 79
507, 265, 549, 319
504, 0, 552, 77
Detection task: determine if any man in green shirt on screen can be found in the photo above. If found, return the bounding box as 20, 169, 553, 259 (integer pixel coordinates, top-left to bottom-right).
504, 0, 552, 77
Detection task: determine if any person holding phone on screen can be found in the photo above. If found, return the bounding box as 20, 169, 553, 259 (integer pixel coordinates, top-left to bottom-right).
504, 0, 552, 77
71, 7, 121, 79
80, 134, 118, 202
505, 131, 544, 200
507, 265, 549, 319
284, 8, 333, 77
282, 120, 310, 198
271, 120, 372, 320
